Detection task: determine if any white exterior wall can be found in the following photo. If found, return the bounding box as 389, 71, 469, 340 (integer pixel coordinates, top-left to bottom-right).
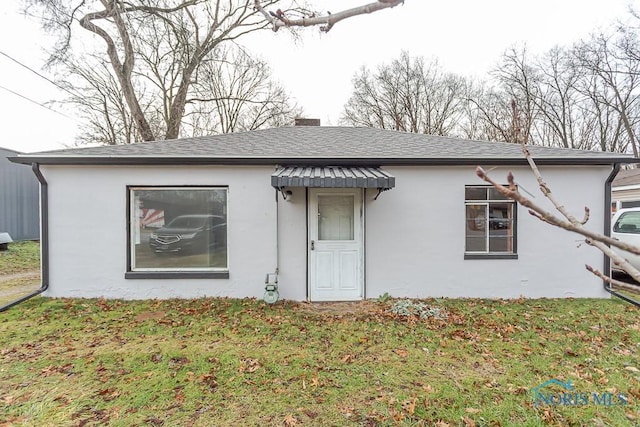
365, 165, 611, 299
42, 163, 612, 301
43, 165, 278, 300
276, 189, 308, 301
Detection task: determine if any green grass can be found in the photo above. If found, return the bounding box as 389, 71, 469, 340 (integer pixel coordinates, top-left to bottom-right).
1, 297, 638, 426
0, 241, 40, 274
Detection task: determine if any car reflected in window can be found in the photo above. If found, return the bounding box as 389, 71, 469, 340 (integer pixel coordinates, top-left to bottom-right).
149, 214, 226, 254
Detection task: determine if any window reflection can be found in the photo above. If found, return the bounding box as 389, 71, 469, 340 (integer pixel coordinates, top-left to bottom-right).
130, 187, 228, 271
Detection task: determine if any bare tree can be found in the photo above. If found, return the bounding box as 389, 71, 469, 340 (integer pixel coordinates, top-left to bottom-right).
56, 54, 164, 145
573, 31, 640, 156
184, 46, 301, 136
489, 46, 539, 144
482, 39, 638, 154
574, 70, 627, 153
463, 82, 519, 143
530, 47, 593, 150
341, 51, 468, 135
25, 0, 404, 143
58, 44, 297, 144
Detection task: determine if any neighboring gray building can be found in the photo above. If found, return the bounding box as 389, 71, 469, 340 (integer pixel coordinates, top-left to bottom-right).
0, 147, 39, 241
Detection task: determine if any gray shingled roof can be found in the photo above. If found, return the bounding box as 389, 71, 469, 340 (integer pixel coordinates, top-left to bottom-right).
10, 126, 635, 166
613, 167, 640, 186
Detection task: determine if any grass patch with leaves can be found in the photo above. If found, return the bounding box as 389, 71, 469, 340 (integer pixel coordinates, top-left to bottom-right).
0, 241, 40, 274
1, 297, 639, 426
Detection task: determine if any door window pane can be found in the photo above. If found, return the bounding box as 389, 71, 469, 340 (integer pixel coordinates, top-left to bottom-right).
318, 195, 354, 240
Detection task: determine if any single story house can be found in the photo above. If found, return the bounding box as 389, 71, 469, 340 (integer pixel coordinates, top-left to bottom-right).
9, 126, 634, 302
0, 146, 40, 241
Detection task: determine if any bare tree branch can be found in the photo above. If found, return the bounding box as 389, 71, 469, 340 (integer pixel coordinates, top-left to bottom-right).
475, 166, 640, 254
586, 265, 640, 295
254, 0, 403, 32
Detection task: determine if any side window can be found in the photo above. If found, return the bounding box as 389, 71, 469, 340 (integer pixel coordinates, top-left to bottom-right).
127, 186, 228, 278
465, 186, 517, 258
613, 211, 640, 234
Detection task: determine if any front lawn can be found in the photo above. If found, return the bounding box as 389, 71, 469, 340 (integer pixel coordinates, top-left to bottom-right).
1, 297, 638, 426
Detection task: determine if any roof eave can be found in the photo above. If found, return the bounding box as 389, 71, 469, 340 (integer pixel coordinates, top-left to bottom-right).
8, 155, 638, 167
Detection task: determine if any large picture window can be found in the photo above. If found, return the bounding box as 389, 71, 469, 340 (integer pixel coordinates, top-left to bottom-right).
127, 186, 228, 278
465, 186, 517, 259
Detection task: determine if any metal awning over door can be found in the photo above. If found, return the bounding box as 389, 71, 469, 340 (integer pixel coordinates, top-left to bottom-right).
271, 166, 395, 189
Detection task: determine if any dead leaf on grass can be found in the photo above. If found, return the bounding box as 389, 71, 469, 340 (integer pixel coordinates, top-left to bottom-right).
0, 416, 26, 426
465, 407, 481, 414
145, 416, 164, 426
338, 405, 355, 417
341, 354, 355, 364
462, 416, 476, 427
97, 388, 120, 401
41, 363, 74, 377
199, 373, 218, 390
395, 349, 408, 358
402, 398, 416, 415
283, 413, 298, 426
238, 358, 260, 373
168, 356, 189, 367
565, 348, 579, 357
135, 311, 166, 322
311, 371, 320, 387
174, 387, 185, 403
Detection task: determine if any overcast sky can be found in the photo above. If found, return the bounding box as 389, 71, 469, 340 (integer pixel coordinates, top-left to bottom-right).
0, 0, 638, 153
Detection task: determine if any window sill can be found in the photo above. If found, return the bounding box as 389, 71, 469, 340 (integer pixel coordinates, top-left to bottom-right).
464, 253, 518, 260
125, 271, 229, 279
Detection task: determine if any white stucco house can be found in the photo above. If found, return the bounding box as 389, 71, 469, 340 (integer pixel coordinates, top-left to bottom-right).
8, 126, 634, 302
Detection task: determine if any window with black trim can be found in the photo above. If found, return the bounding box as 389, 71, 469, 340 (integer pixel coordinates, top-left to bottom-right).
127, 186, 228, 277
465, 186, 517, 258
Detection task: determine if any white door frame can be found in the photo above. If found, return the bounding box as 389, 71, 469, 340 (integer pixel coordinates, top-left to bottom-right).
308, 188, 364, 301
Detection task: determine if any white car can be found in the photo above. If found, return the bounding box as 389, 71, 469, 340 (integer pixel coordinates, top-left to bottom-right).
611, 208, 640, 273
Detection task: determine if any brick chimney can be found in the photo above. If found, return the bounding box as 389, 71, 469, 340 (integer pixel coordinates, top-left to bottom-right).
294, 118, 320, 126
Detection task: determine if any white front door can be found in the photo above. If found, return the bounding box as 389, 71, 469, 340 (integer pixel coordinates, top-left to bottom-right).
308, 188, 364, 301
